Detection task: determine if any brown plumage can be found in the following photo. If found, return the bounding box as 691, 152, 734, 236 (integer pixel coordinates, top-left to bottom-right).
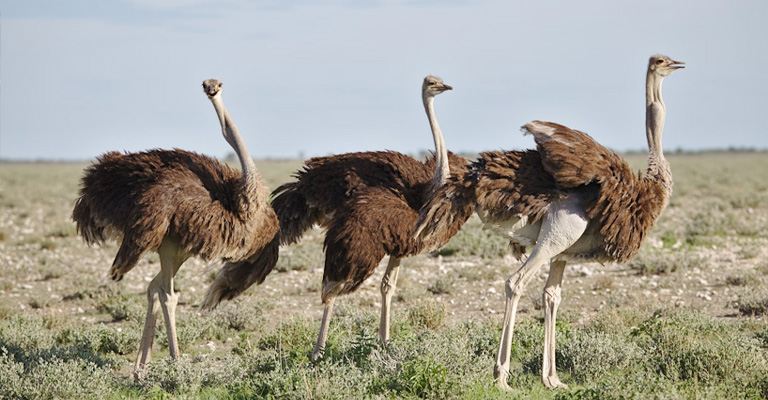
414, 55, 684, 390
270, 76, 465, 360
531, 121, 670, 262
72, 79, 279, 379
274, 150, 467, 296
73, 149, 276, 277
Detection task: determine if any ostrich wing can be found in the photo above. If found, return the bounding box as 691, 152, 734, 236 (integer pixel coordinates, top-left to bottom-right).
323, 187, 421, 299
522, 120, 667, 262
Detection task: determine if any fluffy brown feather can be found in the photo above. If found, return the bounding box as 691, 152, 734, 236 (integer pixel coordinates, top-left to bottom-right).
72, 149, 279, 281
271, 150, 467, 299
526, 120, 669, 261
417, 123, 671, 263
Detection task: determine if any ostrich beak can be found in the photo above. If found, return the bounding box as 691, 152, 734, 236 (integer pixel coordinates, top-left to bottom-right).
439, 84, 453, 91
670, 60, 685, 69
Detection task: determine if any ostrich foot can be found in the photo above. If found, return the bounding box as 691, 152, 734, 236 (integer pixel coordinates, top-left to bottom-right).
495, 378, 512, 392
542, 374, 568, 389
493, 364, 512, 391
311, 347, 324, 362
132, 365, 147, 382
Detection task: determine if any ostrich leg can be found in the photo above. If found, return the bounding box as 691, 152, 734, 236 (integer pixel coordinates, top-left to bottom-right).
494, 199, 587, 390
134, 278, 161, 380
312, 296, 336, 361
493, 250, 550, 390
133, 238, 187, 379
379, 256, 402, 343
156, 239, 188, 362
542, 259, 567, 389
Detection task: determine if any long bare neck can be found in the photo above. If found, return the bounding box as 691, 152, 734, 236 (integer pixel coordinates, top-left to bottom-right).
210, 95, 258, 188
423, 95, 450, 191
645, 71, 673, 195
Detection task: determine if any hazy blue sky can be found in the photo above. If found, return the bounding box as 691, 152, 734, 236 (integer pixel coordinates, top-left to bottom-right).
1, 0, 766, 161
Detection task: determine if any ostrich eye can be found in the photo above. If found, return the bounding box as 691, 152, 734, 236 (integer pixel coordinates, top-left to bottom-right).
656, 59, 665, 64
218, 83, 222, 87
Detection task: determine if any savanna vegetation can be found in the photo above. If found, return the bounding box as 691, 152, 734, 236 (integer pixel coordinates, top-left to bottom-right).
0, 152, 767, 399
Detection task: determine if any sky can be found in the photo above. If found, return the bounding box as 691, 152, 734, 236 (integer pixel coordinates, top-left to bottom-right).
0, 0, 766, 161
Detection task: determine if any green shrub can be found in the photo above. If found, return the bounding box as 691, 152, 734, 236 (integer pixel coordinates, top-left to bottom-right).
0, 348, 115, 399
631, 308, 768, 385
0, 314, 54, 352
397, 357, 452, 398
256, 315, 316, 364
56, 325, 138, 356
559, 331, 643, 382
212, 303, 261, 332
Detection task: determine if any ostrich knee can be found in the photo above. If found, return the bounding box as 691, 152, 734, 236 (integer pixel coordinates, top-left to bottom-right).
158, 288, 180, 359
381, 274, 396, 298
542, 286, 561, 310
504, 272, 526, 301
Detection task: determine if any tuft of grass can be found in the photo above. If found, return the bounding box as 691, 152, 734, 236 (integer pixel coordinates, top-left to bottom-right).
756, 262, 768, 275
756, 325, 768, 348
559, 330, 643, 383
28, 296, 51, 310
256, 315, 316, 363
734, 290, 768, 316
629, 248, 704, 275
0, 306, 17, 321
39, 239, 57, 250
737, 242, 761, 259
660, 230, 680, 249
458, 263, 498, 282
47, 225, 76, 238
212, 303, 261, 332
56, 325, 139, 356
408, 299, 446, 331
427, 275, 454, 295
139, 355, 245, 395
725, 273, 757, 287
592, 275, 614, 291
97, 294, 145, 322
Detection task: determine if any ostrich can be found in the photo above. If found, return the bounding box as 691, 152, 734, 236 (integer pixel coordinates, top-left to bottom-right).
265, 76, 467, 360
414, 55, 684, 389
72, 79, 279, 378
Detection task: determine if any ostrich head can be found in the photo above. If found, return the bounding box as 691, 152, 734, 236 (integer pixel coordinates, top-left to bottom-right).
422, 75, 453, 100
203, 79, 223, 98
648, 55, 685, 77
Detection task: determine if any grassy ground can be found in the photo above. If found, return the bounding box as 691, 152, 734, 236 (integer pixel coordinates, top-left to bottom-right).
0, 152, 767, 399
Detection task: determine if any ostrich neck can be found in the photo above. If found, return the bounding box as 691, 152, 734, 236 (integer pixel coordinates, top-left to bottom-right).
211, 96, 258, 189
645, 72, 673, 196
423, 95, 450, 191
